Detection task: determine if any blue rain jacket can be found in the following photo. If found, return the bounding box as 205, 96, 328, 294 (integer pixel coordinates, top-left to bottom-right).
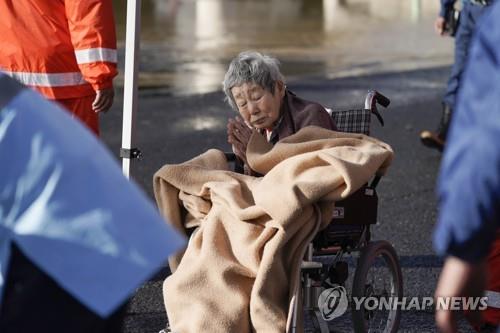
0, 74, 184, 316
434, 2, 500, 261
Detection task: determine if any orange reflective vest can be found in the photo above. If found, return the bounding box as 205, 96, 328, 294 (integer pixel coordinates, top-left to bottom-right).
0, 0, 117, 100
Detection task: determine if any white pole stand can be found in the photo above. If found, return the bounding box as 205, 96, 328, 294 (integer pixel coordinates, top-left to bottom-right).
121, 0, 142, 179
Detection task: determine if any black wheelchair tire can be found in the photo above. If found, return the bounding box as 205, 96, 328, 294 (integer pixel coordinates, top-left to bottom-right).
351, 240, 403, 333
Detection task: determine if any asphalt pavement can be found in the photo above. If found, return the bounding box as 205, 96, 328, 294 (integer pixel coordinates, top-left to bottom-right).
99, 65, 475, 333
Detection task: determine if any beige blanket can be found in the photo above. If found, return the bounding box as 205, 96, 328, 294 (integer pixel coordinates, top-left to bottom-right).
153, 126, 394, 333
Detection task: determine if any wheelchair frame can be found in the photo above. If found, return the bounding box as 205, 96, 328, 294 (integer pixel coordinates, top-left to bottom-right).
289, 91, 403, 333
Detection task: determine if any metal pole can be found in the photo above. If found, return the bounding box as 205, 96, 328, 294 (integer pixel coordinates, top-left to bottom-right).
411, 0, 422, 22
121, 0, 142, 178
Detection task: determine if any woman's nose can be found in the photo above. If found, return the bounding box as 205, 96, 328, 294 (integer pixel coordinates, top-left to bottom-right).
247, 102, 259, 115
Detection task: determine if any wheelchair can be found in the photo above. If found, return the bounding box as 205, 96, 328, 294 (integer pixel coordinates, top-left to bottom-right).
219, 90, 402, 333
287, 91, 403, 333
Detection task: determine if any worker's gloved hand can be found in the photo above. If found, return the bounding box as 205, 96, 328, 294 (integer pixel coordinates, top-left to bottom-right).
93, 88, 115, 113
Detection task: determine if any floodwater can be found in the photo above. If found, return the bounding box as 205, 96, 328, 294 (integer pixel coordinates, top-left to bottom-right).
113, 0, 453, 95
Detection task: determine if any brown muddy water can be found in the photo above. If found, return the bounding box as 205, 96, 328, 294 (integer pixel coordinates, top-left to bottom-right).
113, 0, 453, 95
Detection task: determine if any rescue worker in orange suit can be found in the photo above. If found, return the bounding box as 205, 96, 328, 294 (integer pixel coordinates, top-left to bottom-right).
0, 0, 118, 136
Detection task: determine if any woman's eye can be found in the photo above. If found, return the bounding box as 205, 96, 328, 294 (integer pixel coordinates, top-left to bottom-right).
238, 103, 247, 108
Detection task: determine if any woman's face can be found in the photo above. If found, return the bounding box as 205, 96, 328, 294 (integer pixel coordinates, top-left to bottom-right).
231, 81, 285, 130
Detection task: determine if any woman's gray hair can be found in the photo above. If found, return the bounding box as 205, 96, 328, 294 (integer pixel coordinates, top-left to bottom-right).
223, 51, 285, 111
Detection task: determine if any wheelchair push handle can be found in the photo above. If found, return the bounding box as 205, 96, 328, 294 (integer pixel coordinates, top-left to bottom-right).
364, 90, 390, 109
364, 90, 390, 127
377, 93, 390, 108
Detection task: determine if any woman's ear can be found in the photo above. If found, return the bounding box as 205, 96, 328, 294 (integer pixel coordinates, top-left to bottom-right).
276, 80, 285, 98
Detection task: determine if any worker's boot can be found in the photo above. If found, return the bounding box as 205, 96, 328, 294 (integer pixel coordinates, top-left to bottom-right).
420, 104, 452, 152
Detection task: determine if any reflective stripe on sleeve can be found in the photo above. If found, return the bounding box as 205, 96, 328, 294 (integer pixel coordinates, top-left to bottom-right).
3, 71, 87, 87
75, 48, 117, 64
486, 290, 500, 308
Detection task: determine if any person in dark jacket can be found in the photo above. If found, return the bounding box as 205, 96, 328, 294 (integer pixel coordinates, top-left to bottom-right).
223, 51, 337, 174
420, 0, 495, 151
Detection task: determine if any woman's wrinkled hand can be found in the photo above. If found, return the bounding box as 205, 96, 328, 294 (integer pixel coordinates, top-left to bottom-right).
227, 117, 254, 164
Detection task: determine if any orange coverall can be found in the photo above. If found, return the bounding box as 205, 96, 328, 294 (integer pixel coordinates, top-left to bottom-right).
0, 0, 118, 135
483, 233, 500, 327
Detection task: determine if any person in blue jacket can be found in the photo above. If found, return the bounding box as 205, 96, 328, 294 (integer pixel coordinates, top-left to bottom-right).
433, 2, 500, 331
420, 0, 495, 151
0, 73, 185, 332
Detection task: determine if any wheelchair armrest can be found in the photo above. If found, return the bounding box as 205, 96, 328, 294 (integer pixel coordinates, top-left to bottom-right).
369, 175, 382, 189
224, 152, 246, 174
224, 152, 236, 162
364, 90, 390, 127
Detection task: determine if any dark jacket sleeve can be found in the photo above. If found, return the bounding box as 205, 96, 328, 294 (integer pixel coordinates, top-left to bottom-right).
440, 0, 456, 17
294, 103, 337, 132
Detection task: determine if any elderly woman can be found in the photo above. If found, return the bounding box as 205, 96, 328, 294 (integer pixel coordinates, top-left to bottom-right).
224, 51, 337, 174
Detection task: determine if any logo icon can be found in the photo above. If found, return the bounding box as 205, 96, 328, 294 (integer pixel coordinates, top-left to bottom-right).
318, 285, 348, 321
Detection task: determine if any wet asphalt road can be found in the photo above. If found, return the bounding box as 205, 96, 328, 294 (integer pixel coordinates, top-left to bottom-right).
99, 65, 476, 333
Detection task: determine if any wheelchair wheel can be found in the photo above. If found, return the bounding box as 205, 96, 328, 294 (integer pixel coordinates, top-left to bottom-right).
305, 308, 330, 333
351, 240, 403, 333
